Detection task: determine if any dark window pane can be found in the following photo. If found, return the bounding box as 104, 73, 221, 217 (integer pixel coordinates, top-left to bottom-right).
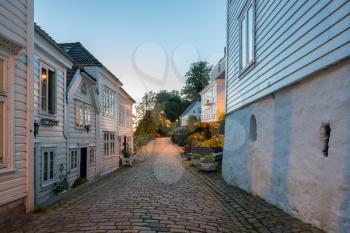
41, 68, 47, 112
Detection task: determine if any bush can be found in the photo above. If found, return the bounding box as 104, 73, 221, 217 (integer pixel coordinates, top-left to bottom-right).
122, 148, 132, 158
199, 135, 224, 147
171, 126, 192, 146
202, 154, 215, 163
191, 153, 202, 159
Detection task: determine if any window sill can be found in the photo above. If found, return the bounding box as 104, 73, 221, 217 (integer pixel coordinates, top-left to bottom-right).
239, 61, 255, 78
41, 180, 56, 188
104, 155, 118, 159
39, 113, 57, 120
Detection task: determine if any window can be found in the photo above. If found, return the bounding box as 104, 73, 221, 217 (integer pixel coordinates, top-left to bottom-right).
80, 79, 87, 94
104, 132, 116, 156
240, 2, 255, 71
70, 149, 78, 170
322, 124, 331, 157
40, 65, 56, 114
103, 87, 114, 116
42, 149, 55, 184
76, 101, 91, 128
89, 147, 96, 164
0, 58, 6, 166
249, 115, 257, 142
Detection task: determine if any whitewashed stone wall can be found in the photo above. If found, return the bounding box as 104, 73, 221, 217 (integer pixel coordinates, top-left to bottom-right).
223, 60, 350, 233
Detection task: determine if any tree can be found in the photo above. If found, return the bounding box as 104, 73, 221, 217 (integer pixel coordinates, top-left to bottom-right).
155, 90, 189, 122
181, 61, 212, 101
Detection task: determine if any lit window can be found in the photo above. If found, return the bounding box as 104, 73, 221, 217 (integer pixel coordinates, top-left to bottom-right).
70, 149, 78, 170
104, 132, 116, 156
76, 101, 91, 128
42, 149, 55, 184
240, 3, 255, 71
40, 65, 56, 114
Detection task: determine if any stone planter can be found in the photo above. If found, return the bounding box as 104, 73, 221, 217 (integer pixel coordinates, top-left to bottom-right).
191, 159, 201, 166
122, 157, 133, 166
200, 162, 217, 172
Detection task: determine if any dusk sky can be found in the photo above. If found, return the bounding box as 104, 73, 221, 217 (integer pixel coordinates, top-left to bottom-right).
34, 0, 226, 101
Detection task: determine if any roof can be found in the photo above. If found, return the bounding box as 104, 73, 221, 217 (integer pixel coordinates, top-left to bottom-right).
66, 66, 97, 88
59, 42, 122, 85
34, 24, 74, 63
119, 87, 136, 104
59, 42, 102, 66
180, 98, 200, 117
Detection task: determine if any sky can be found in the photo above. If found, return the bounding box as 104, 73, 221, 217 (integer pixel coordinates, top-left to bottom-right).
35, 0, 226, 102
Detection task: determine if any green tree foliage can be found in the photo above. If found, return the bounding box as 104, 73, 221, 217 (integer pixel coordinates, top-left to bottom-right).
155, 90, 189, 122
181, 61, 212, 101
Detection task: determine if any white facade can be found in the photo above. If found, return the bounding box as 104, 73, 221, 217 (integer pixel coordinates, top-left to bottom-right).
179, 99, 201, 126
224, 0, 350, 232
65, 69, 99, 183
0, 0, 35, 222
33, 26, 73, 205
118, 88, 135, 155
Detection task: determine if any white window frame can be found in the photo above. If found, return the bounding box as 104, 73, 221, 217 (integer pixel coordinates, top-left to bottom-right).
69, 149, 78, 170
89, 147, 96, 165
41, 148, 56, 186
0, 50, 14, 171
75, 100, 91, 129
104, 132, 116, 157
103, 86, 115, 117
39, 63, 57, 116
239, 0, 255, 74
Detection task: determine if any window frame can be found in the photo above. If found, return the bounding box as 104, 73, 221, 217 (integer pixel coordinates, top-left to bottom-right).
103, 131, 116, 157
39, 63, 57, 116
69, 149, 78, 170
75, 100, 92, 129
238, 0, 256, 75
103, 86, 115, 117
89, 147, 96, 165
0, 51, 14, 171
41, 148, 56, 187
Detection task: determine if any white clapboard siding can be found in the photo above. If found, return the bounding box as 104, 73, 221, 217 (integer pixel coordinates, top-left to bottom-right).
226, 0, 350, 113
0, 0, 27, 46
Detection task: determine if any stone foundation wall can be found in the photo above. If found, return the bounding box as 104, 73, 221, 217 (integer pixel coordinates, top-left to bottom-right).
222, 60, 350, 233
0, 198, 26, 227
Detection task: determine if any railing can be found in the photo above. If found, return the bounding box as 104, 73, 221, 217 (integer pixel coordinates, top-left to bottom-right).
210, 58, 226, 80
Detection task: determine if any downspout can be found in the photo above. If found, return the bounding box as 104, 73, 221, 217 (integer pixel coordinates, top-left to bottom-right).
26, 0, 35, 212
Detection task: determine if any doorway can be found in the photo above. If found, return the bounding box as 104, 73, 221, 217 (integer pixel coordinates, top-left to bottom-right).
80, 147, 87, 179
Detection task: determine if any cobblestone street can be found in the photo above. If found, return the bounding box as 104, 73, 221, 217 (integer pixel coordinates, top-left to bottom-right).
4, 138, 324, 233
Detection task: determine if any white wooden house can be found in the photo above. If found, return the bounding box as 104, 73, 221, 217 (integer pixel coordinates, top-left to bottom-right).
199, 57, 225, 122
65, 67, 99, 183
118, 87, 135, 155
0, 0, 35, 225
33, 25, 73, 205
179, 99, 201, 126
224, 1, 350, 232
59, 43, 123, 176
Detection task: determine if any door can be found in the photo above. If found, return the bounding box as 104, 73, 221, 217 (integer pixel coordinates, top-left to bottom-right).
80, 147, 87, 179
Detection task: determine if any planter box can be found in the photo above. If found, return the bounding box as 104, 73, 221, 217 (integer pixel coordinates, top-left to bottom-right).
189, 147, 223, 155
191, 159, 201, 166
200, 162, 217, 172
181, 153, 192, 161
122, 157, 133, 166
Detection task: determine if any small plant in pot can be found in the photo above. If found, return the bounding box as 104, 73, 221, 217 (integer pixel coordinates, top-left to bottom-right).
200, 154, 217, 172
191, 153, 202, 166
121, 148, 133, 166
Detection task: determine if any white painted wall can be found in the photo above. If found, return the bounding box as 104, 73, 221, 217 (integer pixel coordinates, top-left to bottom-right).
223, 60, 350, 233
200, 79, 225, 122
226, 0, 350, 113
118, 91, 134, 154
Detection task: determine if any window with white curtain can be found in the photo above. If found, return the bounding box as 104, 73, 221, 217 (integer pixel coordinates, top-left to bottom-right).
240, 2, 255, 71
40, 64, 56, 114
76, 100, 91, 128
103, 87, 114, 116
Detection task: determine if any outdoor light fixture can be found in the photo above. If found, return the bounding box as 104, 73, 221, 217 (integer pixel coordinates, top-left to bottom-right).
34, 120, 40, 138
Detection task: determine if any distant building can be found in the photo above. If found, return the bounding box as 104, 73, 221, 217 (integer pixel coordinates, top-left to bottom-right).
179, 99, 201, 126
118, 88, 135, 155
199, 57, 225, 122
224, 1, 350, 232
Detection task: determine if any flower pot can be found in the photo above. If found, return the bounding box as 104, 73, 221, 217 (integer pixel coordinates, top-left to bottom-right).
122, 157, 133, 166
191, 159, 201, 166
200, 162, 217, 172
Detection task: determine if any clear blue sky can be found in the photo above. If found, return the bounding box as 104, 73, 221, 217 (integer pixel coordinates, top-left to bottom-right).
35, 0, 226, 101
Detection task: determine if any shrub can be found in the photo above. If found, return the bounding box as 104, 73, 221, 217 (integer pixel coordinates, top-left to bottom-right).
171, 126, 192, 146
122, 148, 132, 158
53, 164, 69, 195
202, 154, 215, 163
191, 153, 202, 159
200, 135, 224, 147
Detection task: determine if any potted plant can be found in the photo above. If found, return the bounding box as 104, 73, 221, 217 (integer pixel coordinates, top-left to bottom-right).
191, 153, 202, 166
53, 164, 69, 194
200, 154, 217, 172
121, 148, 133, 166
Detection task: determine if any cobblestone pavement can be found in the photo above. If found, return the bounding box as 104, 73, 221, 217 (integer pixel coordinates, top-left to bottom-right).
4, 138, 324, 233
